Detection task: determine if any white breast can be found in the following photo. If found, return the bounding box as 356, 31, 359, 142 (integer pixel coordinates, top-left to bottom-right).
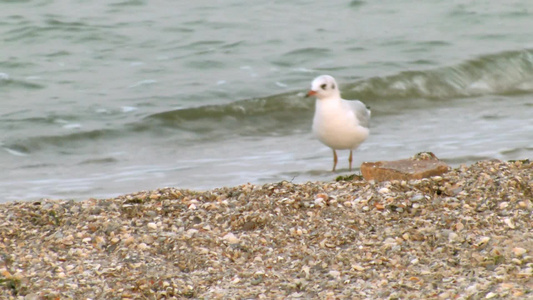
312, 98, 369, 150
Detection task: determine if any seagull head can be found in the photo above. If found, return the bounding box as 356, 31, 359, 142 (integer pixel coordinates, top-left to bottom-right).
305, 75, 340, 100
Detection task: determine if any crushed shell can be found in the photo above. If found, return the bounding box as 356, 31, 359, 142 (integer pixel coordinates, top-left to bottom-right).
0, 159, 532, 299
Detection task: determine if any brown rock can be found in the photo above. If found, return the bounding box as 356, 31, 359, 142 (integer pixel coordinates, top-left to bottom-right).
361, 152, 450, 182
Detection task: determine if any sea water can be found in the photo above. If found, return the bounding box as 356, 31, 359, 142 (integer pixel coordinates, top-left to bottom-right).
1, 0, 532, 201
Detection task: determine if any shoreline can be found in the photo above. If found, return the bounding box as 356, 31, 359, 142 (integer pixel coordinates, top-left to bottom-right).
1, 159, 531, 299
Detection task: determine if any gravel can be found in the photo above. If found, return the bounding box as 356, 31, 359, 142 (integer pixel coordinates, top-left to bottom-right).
1, 159, 532, 299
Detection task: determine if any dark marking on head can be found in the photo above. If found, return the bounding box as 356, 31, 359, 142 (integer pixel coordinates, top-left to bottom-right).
331, 83, 335, 89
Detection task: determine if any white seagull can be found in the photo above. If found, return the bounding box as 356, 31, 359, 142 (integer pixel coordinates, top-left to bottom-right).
306, 75, 371, 172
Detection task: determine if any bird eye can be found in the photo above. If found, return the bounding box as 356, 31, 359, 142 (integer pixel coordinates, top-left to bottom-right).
320, 84, 327, 90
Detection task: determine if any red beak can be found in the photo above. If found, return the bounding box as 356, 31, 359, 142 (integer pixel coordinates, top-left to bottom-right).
305, 90, 317, 98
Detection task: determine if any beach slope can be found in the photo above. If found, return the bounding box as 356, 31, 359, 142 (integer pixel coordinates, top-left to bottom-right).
1, 159, 531, 299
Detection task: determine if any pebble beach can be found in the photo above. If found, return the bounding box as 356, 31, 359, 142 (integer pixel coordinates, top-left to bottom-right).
1, 159, 532, 299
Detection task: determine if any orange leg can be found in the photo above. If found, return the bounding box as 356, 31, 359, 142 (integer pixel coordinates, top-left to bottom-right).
349, 150, 353, 172
332, 149, 338, 172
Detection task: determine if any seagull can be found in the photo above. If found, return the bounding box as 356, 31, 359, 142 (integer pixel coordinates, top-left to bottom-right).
306, 75, 371, 172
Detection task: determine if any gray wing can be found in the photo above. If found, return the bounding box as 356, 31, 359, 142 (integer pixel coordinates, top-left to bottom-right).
346, 100, 371, 128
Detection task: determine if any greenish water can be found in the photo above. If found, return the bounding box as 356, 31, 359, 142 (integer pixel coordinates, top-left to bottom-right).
1, 1, 532, 202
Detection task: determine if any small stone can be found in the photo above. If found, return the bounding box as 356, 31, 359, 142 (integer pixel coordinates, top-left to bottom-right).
314, 198, 325, 207
352, 264, 365, 271
448, 232, 459, 242
142, 235, 154, 244
455, 222, 464, 231
517, 267, 532, 277
124, 236, 135, 246
384, 237, 397, 246
504, 218, 515, 229
231, 277, 240, 284
147, 222, 157, 230
24, 293, 40, 300
88, 223, 99, 232
411, 194, 424, 202
512, 247, 527, 257
1, 269, 11, 278
477, 236, 491, 247
65, 264, 75, 271
251, 277, 263, 285
500, 283, 514, 290
378, 188, 390, 194
223, 232, 240, 244
499, 202, 509, 210
328, 270, 341, 279
185, 229, 198, 238
485, 292, 498, 299
315, 193, 328, 200
513, 290, 525, 297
